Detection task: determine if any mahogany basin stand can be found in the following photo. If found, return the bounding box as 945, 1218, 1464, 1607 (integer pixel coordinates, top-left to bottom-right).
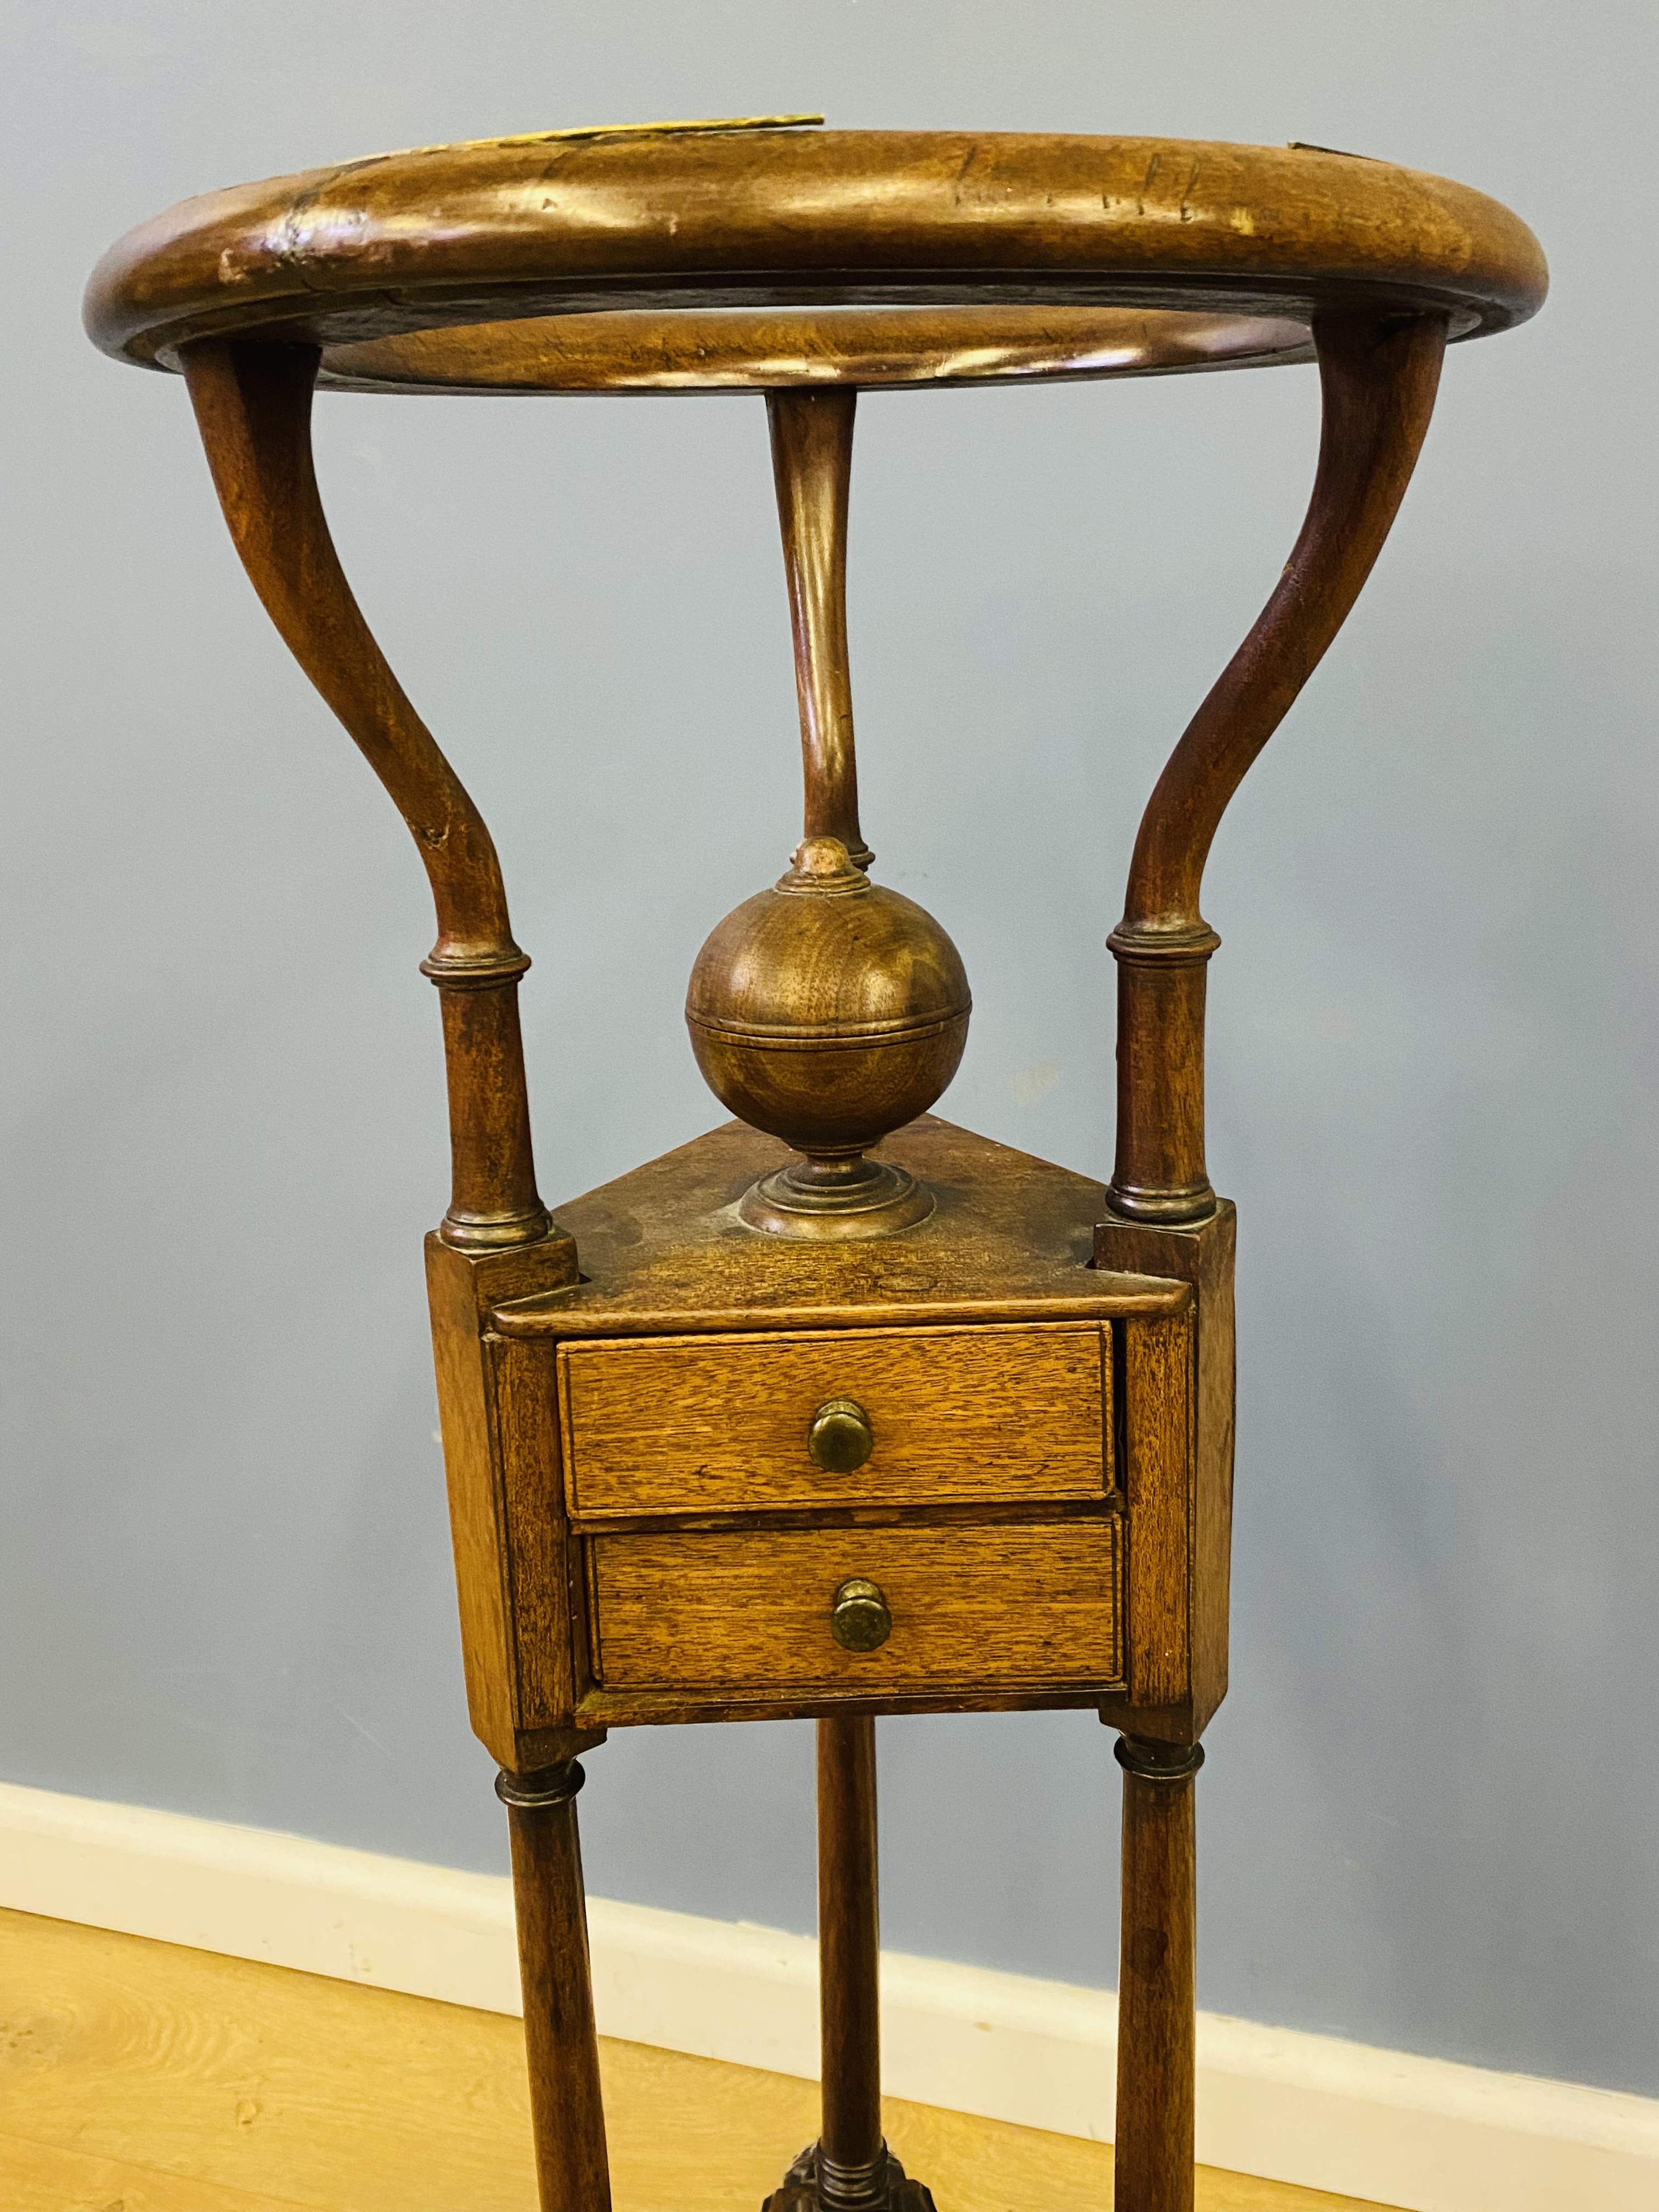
87, 121, 1544, 2212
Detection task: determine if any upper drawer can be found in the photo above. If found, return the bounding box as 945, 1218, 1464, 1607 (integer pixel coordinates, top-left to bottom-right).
558, 1322, 1111, 1522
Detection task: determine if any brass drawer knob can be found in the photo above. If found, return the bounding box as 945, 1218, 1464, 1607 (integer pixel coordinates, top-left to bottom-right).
808, 1397, 874, 1473
831, 1577, 892, 1653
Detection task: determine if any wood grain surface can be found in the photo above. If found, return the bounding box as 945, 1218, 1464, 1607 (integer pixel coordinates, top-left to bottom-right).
424, 1237, 596, 1765
561, 1322, 1109, 1520
769, 386, 868, 864
586, 1521, 1121, 1697
184, 341, 559, 1257
1115, 1753, 1201, 2212
319, 303, 1317, 397
1121, 1313, 1195, 1716
495, 1118, 1190, 1342
507, 1788, 611, 2212
91, 127, 1544, 2212
1098, 1207, 1237, 1740
424, 1234, 521, 1764
816, 1717, 884, 2177
1104, 312, 1446, 1225
87, 128, 1546, 375
491, 1332, 578, 1735
0, 1907, 1402, 2212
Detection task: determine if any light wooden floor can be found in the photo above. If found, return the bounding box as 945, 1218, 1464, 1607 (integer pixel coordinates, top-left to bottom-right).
0, 1907, 1397, 2212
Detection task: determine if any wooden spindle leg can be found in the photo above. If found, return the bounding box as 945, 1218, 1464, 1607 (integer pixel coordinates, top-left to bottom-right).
498, 1762, 612, 2212
817, 1714, 885, 2207
765, 1718, 934, 2212
1114, 1734, 1204, 2212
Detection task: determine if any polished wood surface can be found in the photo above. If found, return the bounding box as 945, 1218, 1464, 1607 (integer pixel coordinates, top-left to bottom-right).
183, 339, 555, 1255
320, 303, 1318, 395
559, 1321, 1110, 1520
86, 128, 1545, 376
817, 1717, 887, 2192
685, 839, 972, 1229
1113, 1741, 1203, 2212
1097, 1209, 1238, 1742
0, 1907, 1404, 2212
586, 1521, 1122, 1700
687, 372, 973, 1234
89, 122, 1544, 2212
1105, 310, 1446, 1224
493, 1118, 1189, 1340
423, 1119, 1193, 1750
425, 1235, 590, 1771
422, 1121, 1197, 1745
1119, 1310, 1198, 1717
504, 1771, 611, 2212
770, 390, 870, 867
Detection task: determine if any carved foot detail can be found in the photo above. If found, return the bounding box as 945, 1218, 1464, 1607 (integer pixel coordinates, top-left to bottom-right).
763, 2141, 936, 2212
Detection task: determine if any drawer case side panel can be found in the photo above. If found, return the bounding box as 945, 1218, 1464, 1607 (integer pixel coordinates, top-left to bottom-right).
426, 1241, 519, 1765
1121, 1310, 1195, 1712
490, 1333, 578, 1730
1097, 1200, 1235, 1740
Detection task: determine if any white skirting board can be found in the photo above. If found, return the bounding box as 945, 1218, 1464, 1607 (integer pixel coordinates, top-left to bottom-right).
1, 1780, 1653, 2212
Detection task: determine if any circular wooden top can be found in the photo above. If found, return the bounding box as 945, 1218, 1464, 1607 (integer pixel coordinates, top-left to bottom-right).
84, 125, 1546, 393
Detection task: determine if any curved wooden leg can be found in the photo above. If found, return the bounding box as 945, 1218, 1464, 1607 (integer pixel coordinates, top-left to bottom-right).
499, 1762, 612, 2212
766, 1718, 934, 2212
1114, 1734, 1204, 2212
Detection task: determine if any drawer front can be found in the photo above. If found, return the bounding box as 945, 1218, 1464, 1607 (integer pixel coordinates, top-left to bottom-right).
559, 1323, 1110, 1521
586, 1521, 1121, 1695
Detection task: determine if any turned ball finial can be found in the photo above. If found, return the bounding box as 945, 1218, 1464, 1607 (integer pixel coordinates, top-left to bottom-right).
686, 837, 970, 1234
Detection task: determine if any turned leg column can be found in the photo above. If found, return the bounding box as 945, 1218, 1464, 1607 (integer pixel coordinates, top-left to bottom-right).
768, 1718, 933, 2212
1113, 1735, 1204, 2212
817, 1715, 887, 2208
498, 1762, 612, 2212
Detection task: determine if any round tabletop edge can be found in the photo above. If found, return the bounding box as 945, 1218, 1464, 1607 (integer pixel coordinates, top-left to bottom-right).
82, 129, 1549, 385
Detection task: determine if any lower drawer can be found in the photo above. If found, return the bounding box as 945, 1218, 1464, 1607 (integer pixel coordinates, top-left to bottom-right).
586, 1520, 1122, 1696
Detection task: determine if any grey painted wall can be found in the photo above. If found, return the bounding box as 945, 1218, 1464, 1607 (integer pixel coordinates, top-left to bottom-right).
4, 1, 1654, 2101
